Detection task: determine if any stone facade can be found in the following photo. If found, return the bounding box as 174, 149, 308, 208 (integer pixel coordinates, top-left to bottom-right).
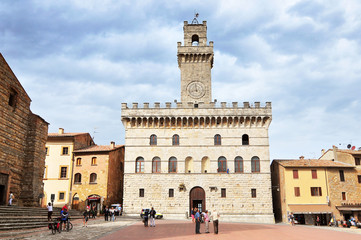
43, 128, 94, 207
121, 20, 274, 223
71, 143, 124, 212
0, 53, 48, 206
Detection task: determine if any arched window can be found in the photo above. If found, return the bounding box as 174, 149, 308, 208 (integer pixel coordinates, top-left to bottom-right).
168, 157, 177, 173
251, 156, 260, 173
136, 157, 144, 173
218, 156, 227, 173
89, 173, 97, 183
152, 157, 161, 173
214, 134, 221, 145
150, 134, 157, 145
74, 173, 81, 184
235, 156, 243, 173
76, 158, 81, 166
192, 34, 199, 46
242, 134, 249, 145
91, 157, 97, 165
172, 134, 179, 146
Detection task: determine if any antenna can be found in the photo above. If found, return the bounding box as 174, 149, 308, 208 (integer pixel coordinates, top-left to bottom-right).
92, 127, 99, 141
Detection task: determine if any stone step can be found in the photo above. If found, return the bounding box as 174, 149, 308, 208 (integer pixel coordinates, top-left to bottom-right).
0, 223, 48, 231
0, 216, 83, 223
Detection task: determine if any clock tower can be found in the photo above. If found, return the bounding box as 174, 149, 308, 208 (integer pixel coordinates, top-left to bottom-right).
177, 19, 214, 103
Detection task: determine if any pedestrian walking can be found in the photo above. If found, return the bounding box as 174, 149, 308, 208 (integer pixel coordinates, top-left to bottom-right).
47, 202, 53, 221
195, 208, 201, 234
143, 209, 149, 227
211, 209, 220, 234
191, 208, 195, 222
204, 210, 210, 233
149, 207, 156, 227
104, 206, 109, 221
8, 192, 13, 206
110, 207, 115, 221
91, 205, 96, 218
83, 209, 90, 227
290, 212, 295, 226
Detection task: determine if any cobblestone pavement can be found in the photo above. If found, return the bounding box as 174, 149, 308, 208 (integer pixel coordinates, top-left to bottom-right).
2, 216, 139, 240
101, 220, 361, 240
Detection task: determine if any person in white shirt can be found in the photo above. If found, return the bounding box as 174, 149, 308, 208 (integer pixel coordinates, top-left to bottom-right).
210, 209, 220, 234
47, 202, 53, 221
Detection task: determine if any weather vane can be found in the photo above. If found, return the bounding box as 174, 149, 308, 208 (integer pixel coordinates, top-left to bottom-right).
192, 12, 199, 24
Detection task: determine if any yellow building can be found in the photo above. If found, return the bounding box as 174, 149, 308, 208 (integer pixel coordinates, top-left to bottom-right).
71, 143, 124, 213
43, 128, 94, 207
271, 157, 353, 225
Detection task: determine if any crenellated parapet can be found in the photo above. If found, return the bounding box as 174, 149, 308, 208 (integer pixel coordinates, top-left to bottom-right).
121, 102, 272, 129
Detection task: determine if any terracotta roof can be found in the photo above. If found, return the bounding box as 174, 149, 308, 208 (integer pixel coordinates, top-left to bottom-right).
48, 133, 89, 137
336, 149, 361, 155
73, 145, 124, 153
274, 159, 354, 168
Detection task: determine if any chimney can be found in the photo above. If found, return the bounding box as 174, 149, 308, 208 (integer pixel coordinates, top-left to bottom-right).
59, 128, 64, 134
110, 141, 115, 149
299, 156, 304, 160
321, 149, 325, 155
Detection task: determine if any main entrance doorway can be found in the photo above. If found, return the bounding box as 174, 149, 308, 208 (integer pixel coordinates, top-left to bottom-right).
0, 174, 9, 205
189, 187, 205, 216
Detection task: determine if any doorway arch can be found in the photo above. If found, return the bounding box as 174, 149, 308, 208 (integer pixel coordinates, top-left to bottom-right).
189, 186, 205, 216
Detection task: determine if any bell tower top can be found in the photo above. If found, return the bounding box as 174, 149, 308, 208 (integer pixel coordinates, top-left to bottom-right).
177, 17, 214, 103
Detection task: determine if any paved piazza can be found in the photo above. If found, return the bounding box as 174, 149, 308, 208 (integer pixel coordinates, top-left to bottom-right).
3, 216, 360, 240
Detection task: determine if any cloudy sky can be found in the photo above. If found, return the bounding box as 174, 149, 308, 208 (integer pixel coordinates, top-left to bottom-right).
1, 0, 360, 159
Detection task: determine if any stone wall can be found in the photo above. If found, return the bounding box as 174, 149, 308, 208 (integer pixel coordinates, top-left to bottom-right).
107, 147, 124, 205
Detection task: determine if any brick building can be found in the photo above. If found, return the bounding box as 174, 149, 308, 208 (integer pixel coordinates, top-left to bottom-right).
0, 53, 49, 206
71, 143, 124, 212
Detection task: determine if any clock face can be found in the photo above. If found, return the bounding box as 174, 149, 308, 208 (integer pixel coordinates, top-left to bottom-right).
187, 82, 205, 99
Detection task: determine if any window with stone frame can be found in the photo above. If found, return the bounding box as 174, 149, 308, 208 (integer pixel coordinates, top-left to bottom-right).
221, 188, 226, 198
91, 157, 97, 165
168, 157, 177, 173
74, 173, 81, 184
339, 170, 345, 182
136, 157, 144, 173
234, 156, 243, 173
242, 134, 249, 145
294, 187, 300, 197
139, 189, 144, 197
355, 158, 361, 166
169, 189, 174, 197
172, 134, 179, 146
251, 189, 257, 198
293, 170, 299, 179
60, 167, 67, 178
310, 187, 322, 196
358, 175, 361, 184
218, 156, 227, 173
89, 173, 97, 183
59, 192, 65, 200
150, 134, 157, 145
251, 156, 260, 173
152, 157, 161, 173
76, 158, 81, 166
342, 192, 347, 200
62, 147, 69, 155
311, 170, 317, 179
214, 134, 221, 145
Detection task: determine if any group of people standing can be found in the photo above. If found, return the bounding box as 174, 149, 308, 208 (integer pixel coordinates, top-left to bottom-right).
142, 207, 157, 227
103, 206, 116, 222
191, 207, 219, 234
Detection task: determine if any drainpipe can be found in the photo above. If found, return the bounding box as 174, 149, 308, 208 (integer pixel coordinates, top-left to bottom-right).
68, 152, 75, 209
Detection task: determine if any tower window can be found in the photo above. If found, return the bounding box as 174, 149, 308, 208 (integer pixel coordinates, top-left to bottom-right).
136, 157, 144, 173
251, 156, 260, 173
242, 134, 249, 145
218, 156, 227, 173
191, 34, 199, 46
8, 88, 17, 107
172, 134, 179, 146
339, 170, 345, 182
214, 134, 221, 145
150, 134, 157, 145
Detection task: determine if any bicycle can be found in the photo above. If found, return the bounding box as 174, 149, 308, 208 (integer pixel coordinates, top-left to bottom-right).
60, 218, 73, 232
49, 217, 61, 235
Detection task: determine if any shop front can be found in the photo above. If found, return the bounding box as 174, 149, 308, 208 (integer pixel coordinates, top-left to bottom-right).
87, 194, 103, 215
288, 204, 332, 225
336, 204, 361, 221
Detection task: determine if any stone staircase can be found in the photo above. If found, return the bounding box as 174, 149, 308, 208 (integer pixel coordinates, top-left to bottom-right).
0, 205, 83, 231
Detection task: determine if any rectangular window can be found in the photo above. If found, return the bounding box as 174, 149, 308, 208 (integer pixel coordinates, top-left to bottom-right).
8, 88, 17, 107
43, 166, 47, 179
251, 189, 257, 198
62, 147, 69, 155
76, 158, 81, 166
294, 187, 300, 197
310, 187, 322, 196
355, 158, 360, 166
169, 189, 174, 197
91, 157, 97, 165
45, 147, 49, 155
311, 170, 317, 179
221, 188, 226, 198
293, 170, 299, 179
59, 192, 65, 200
60, 167, 67, 178
358, 175, 361, 184
339, 170, 345, 182
139, 189, 144, 197
342, 192, 346, 200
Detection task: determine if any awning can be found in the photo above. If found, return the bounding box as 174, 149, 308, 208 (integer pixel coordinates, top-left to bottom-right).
87, 195, 100, 200
288, 204, 332, 214
336, 206, 361, 211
